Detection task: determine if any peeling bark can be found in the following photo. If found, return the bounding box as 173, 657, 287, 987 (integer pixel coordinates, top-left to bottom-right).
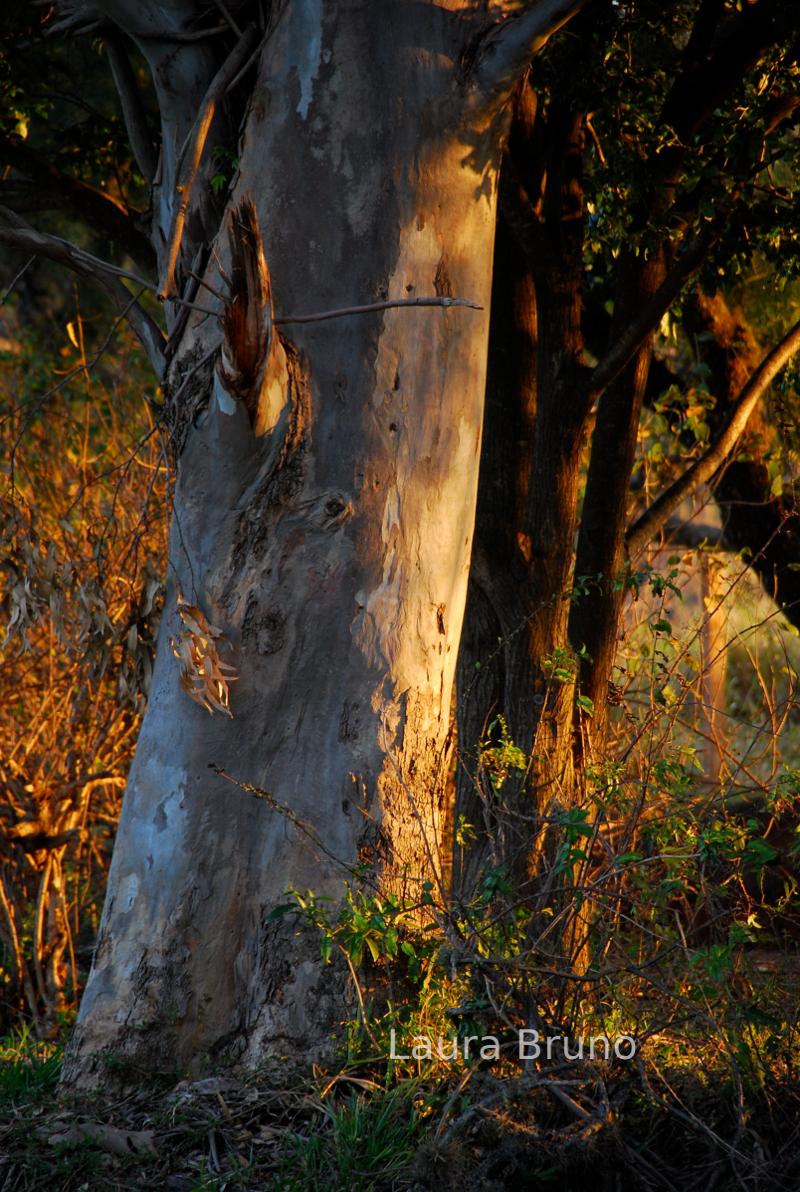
216, 198, 276, 425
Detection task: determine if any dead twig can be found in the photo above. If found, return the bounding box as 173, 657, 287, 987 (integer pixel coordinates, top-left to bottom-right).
273, 295, 482, 325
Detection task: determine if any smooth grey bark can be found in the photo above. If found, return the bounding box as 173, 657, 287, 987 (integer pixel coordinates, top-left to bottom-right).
63, 0, 581, 1084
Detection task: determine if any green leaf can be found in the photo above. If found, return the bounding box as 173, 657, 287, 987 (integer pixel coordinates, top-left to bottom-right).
365, 936, 381, 962
266, 902, 297, 922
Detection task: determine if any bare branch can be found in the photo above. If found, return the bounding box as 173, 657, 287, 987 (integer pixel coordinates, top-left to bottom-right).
0, 133, 154, 270
211, 0, 242, 37
0, 256, 35, 305
104, 31, 158, 185
475, 0, 588, 95
209, 764, 369, 882
159, 24, 259, 300
662, 518, 725, 550
626, 316, 800, 559
0, 204, 480, 344
0, 214, 166, 378
132, 25, 229, 44
274, 296, 483, 326
43, 15, 105, 41
586, 222, 719, 402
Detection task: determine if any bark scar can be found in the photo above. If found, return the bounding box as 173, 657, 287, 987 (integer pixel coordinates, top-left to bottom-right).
217, 197, 280, 427
434, 253, 453, 299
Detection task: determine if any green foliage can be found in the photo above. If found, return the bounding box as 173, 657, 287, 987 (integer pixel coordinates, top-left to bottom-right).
541, 647, 578, 684
210, 146, 239, 196
536, 2, 800, 281
454, 813, 477, 848
0, 7, 152, 207
553, 807, 594, 876
271, 1084, 427, 1192
642, 383, 717, 485
623, 560, 683, 601
479, 716, 528, 791
0, 1025, 62, 1107
272, 885, 440, 977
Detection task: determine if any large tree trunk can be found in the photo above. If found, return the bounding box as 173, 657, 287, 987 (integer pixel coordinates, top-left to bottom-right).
63, 0, 577, 1086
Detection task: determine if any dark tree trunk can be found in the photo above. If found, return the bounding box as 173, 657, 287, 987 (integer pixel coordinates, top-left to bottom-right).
569, 250, 667, 737
454, 205, 538, 899
456, 87, 588, 898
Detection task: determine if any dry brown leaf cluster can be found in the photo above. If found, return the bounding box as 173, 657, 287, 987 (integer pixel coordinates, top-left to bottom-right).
171, 597, 237, 717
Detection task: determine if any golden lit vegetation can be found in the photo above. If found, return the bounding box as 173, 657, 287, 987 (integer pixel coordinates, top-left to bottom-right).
0, 304, 167, 1034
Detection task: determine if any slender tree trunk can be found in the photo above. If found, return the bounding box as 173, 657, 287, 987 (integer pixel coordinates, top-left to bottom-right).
454, 207, 538, 899
521, 103, 586, 818
699, 553, 728, 786
63, 0, 581, 1086
456, 92, 588, 899
569, 250, 667, 738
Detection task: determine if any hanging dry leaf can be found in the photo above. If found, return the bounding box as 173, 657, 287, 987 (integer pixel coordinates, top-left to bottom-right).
170, 595, 237, 717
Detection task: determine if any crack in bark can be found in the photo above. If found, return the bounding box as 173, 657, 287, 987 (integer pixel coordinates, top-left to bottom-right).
165, 344, 219, 458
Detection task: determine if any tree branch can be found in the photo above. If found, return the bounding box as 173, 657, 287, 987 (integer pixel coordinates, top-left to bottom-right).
0, 133, 154, 270
122, 25, 230, 44
211, 0, 242, 38
662, 517, 725, 550
104, 31, 158, 185
274, 296, 483, 326
0, 214, 166, 378
90, 0, 233, 271
586, 222, 719, 402
159, 23, 259, 300
475, 0, 588, 95
626, 315, 800, 559
660, 0, 787, 145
